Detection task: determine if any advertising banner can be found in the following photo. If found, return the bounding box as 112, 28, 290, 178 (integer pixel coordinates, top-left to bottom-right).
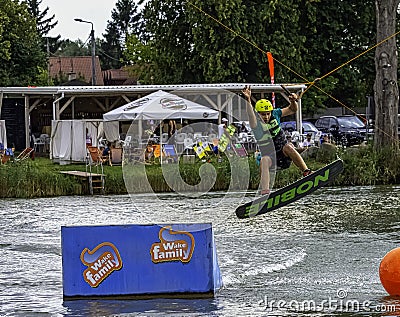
62, 223, 222, 298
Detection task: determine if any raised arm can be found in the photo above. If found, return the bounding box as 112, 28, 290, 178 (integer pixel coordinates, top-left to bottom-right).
281, 93, 299, 117
242, 86, 258, 129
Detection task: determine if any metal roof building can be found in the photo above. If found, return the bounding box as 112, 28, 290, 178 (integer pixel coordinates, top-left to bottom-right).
0, 83, 306, 149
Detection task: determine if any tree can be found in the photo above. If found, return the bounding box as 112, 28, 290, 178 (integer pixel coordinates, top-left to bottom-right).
56, 39, 91, 57
0, 0, 46, 86
373, 0, 400, 150
24, 0, 61, 58
125, 0, 196, 84
99, 0, 143, 70
123, 0, 392, 120
24, 0, 57, 36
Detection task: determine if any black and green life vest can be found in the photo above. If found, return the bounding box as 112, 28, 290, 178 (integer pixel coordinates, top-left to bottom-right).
256, 117, 285, 155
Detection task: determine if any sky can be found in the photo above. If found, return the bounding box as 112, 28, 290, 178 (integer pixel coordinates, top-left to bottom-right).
41, 0, 119, 41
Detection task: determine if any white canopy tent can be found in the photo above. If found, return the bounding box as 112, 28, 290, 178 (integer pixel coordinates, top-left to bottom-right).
103, 90, 219, 122
50, 120, 118, 163
103, 90, 220, 152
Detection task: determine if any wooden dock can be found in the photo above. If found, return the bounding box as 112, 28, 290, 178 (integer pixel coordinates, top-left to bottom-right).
60, 170, 105, 194
60, 171, 104, 178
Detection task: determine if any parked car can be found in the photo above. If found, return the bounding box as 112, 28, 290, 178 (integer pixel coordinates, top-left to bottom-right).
280, 121, 320, 134
314, 115, 366, 146
280, 121, 321, 146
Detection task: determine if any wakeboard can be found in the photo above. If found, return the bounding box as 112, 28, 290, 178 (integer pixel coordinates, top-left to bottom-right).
235, 158, 344, 219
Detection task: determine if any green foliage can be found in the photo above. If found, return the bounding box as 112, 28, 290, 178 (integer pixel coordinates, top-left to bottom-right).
0, 158, 78, 198
187, 0, 249, 82
304, 0, 376, 110
32, 66, 53, 86
339, 145, 400, 185
1, 146, 399, 199
99, 0, 142, 70
0, 0, 46, 86
56, 39, 91, 56
135, 0, 196, 84
122, 0, 380, 112
24, 0, 58, 36
124, 34, 155, 81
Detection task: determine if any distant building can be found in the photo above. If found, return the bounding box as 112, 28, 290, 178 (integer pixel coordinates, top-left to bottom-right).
48, 56, 138, 87
49, 56, 104, 86
102, 67, 138, 86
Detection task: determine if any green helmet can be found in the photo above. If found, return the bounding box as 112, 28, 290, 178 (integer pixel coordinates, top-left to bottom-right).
255, 99, 273, 112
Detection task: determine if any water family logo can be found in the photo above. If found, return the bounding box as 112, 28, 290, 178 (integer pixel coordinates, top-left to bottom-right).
150, 226, 195, 263
80, 242, 123, 288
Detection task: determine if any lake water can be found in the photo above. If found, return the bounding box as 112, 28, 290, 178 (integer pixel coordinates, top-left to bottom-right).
1, 186, 400, 316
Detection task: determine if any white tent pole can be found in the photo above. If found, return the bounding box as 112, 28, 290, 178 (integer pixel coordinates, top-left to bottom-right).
160, 120, 163, 164
138, 119, 142, 141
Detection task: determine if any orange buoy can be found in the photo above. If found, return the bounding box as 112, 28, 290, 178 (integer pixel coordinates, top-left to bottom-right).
379, 247, 400, 296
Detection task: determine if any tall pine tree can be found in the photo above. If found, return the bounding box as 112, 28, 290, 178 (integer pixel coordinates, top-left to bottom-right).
25, 0, 57, 36
24, 0, 61, 67
100, 0, 143, 70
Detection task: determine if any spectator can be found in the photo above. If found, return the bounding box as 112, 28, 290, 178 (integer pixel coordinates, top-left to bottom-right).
321, 134, 331, 144
102, 142, 111, 156
168, 119, 177, 137
218, 118, 228, 138
85, 128, 92, 146
301, 133, 313, 148
144, 143, 154, 162
239, 122, 249, 133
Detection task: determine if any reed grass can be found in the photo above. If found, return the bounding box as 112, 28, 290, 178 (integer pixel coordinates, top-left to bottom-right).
0, 145, 399, 198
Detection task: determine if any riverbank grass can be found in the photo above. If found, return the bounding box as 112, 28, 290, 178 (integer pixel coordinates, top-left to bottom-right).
0, 145, 398, 198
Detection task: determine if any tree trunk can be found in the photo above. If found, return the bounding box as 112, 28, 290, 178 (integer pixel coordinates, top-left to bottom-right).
374, 0, 400, 150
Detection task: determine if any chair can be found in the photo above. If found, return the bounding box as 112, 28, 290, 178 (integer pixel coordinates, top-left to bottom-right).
174, 133, 186, 154
232, 143, 248, 157
238, 132, 249, 150
193, 132, 203, 141
183, 138, 194, 155
15, 147, 34, 161
87, 146, 111, 166
40, 134, 50, 152
110, 147, 123, 165
239, 132, 248, 143
161, 133, 169, 143
122, 135, 132, 147
291, 131, 301, 147
98, 137, 107, 148
32, 135, 45, 152
163, 144, 178, 163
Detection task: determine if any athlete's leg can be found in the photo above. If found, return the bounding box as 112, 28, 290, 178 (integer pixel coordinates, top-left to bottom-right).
282, 143, 309, 172
260, 156, 272, 194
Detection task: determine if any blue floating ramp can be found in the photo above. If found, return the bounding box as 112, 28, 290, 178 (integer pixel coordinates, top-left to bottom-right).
62, 223, 222, 299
